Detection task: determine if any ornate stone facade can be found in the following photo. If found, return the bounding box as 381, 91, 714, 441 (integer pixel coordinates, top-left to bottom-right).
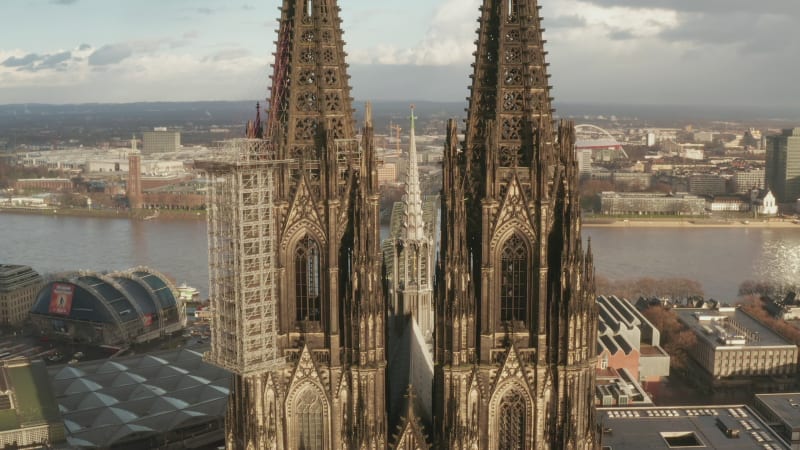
217, 1, 386, 448
434, 0, 599, 449
211, 0, 598, 448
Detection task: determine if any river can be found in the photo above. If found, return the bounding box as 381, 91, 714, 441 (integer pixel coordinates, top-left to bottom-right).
1, 212, 799, 301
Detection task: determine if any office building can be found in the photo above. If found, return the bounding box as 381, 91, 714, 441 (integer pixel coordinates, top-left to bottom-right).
676, 307, 798, 390
0, 359, 65, 448
766, 128, 800, 203
0, 265, 43, 326
754, 393, 800, 449
600, 192, 707, 216
143, 128, 181, 154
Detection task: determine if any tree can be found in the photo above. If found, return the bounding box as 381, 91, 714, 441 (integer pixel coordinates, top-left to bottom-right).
640, 304, 697, 371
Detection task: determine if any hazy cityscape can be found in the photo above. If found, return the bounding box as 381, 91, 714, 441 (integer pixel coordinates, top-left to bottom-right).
2, 0, 800, 449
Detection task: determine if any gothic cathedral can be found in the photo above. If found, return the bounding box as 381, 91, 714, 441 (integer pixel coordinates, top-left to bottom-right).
202, 0, 599, 449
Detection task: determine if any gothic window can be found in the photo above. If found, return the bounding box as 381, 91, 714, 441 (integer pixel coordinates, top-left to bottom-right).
507, 0, 519, 21
500, 235, 528, 323
305, 0, 313, 17
296, 389, 324, 450
296, 235, 321, 323
498, 391, 526, 450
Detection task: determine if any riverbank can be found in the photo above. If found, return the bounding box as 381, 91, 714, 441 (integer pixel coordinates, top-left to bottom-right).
584, 218, 800, 228
4, 207, 798, 229
0, 206, 205, 221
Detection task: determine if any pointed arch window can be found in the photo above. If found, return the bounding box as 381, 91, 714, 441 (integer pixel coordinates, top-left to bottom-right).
498, 391, 526, 449
508, 0, 519, 20
296, 235, 321, 323
296, 389, 324, 450
500, 234, 528, 323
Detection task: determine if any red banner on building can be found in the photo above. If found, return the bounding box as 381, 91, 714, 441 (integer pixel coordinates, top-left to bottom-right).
49, 283, 75, 316
143, 313, 153, 327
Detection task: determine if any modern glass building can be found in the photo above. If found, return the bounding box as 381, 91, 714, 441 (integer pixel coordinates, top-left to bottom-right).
30, 267, 185, 346
766, 128, 800, 203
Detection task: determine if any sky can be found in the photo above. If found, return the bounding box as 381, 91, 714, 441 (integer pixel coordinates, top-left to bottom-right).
1, 0, 799, 108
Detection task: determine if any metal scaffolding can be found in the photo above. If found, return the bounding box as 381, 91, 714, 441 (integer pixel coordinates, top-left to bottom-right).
197, 139, 287, 376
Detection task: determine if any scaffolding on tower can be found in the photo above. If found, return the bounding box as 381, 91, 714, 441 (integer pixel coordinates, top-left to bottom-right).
196, 139, 290, 375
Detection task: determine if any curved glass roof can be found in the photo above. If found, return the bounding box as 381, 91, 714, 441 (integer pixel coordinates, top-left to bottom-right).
30, 268, 179, 328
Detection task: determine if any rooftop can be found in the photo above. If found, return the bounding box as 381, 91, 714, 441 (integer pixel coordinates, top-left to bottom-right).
599, 405, 789, 449
755, 393, 800, 430
676, 308, 794, 348
50, 347, 230, 449
0, 265, 43, 293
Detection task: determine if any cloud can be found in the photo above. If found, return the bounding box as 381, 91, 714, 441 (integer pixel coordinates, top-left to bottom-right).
88, 44, 133, 66
608, 29, 635, 41
196, 8, 214, 15
50, 0, 78, 4
205, 48, 251, 62
578, 0, 800, 16
548, 15, 588, 29
2, 54, 42, 68
78, 44, 91, 51
37, 52, 72, 70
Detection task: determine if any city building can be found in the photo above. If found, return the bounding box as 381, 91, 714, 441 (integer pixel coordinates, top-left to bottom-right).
14, 178, 72, 192
612, 171, 653, 190
600, 192, 707, 216
596, 296, 670, 384
598, 405, 790, 449
734, 169, 766, 193
377, 161, 397, 184
595, 369, 653, 407
709, 195, 751, 212
0, 358, 65, 448
754, 393, 800, 449
766, 128, 800, 203
754, 189, 779, 215
0, 264, 43, 326
689, 174, 728, 196
50, 348, 229, 449
142, 128, 181, 154
197, 1, 388, 448
676, 307, 798, 390
382, 108, 438, 433
29, 267, 185, 347
435, 0, 598, 446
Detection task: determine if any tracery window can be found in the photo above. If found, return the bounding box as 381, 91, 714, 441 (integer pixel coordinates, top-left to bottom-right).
508, 0, 519, 20
296, 235, 321, 322
498, 391, 526, 449
500, 234, 528, 323
296, 389, 324, 450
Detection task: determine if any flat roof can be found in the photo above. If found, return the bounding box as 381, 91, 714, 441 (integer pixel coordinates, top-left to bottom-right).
676, 308, 793, 348
599, 406, 789, 449
756, 393, 800, 430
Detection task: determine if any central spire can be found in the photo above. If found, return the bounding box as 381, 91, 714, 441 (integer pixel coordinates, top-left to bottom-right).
402, 105, 426, 242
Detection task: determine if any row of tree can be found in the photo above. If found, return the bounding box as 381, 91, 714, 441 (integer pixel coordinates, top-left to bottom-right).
596, 276, 705, 303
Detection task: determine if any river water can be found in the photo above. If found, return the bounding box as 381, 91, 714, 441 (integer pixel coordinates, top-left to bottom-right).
1, 212, 799, 301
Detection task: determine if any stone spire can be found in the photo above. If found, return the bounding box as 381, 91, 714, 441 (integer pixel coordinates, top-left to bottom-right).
401, 106, 426, 242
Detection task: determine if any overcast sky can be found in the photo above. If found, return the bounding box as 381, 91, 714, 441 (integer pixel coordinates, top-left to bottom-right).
1, 0, 799, 108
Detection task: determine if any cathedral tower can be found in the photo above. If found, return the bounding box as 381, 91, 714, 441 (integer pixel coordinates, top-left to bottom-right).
201, 1, 386, 448
435, 0, 599, 448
